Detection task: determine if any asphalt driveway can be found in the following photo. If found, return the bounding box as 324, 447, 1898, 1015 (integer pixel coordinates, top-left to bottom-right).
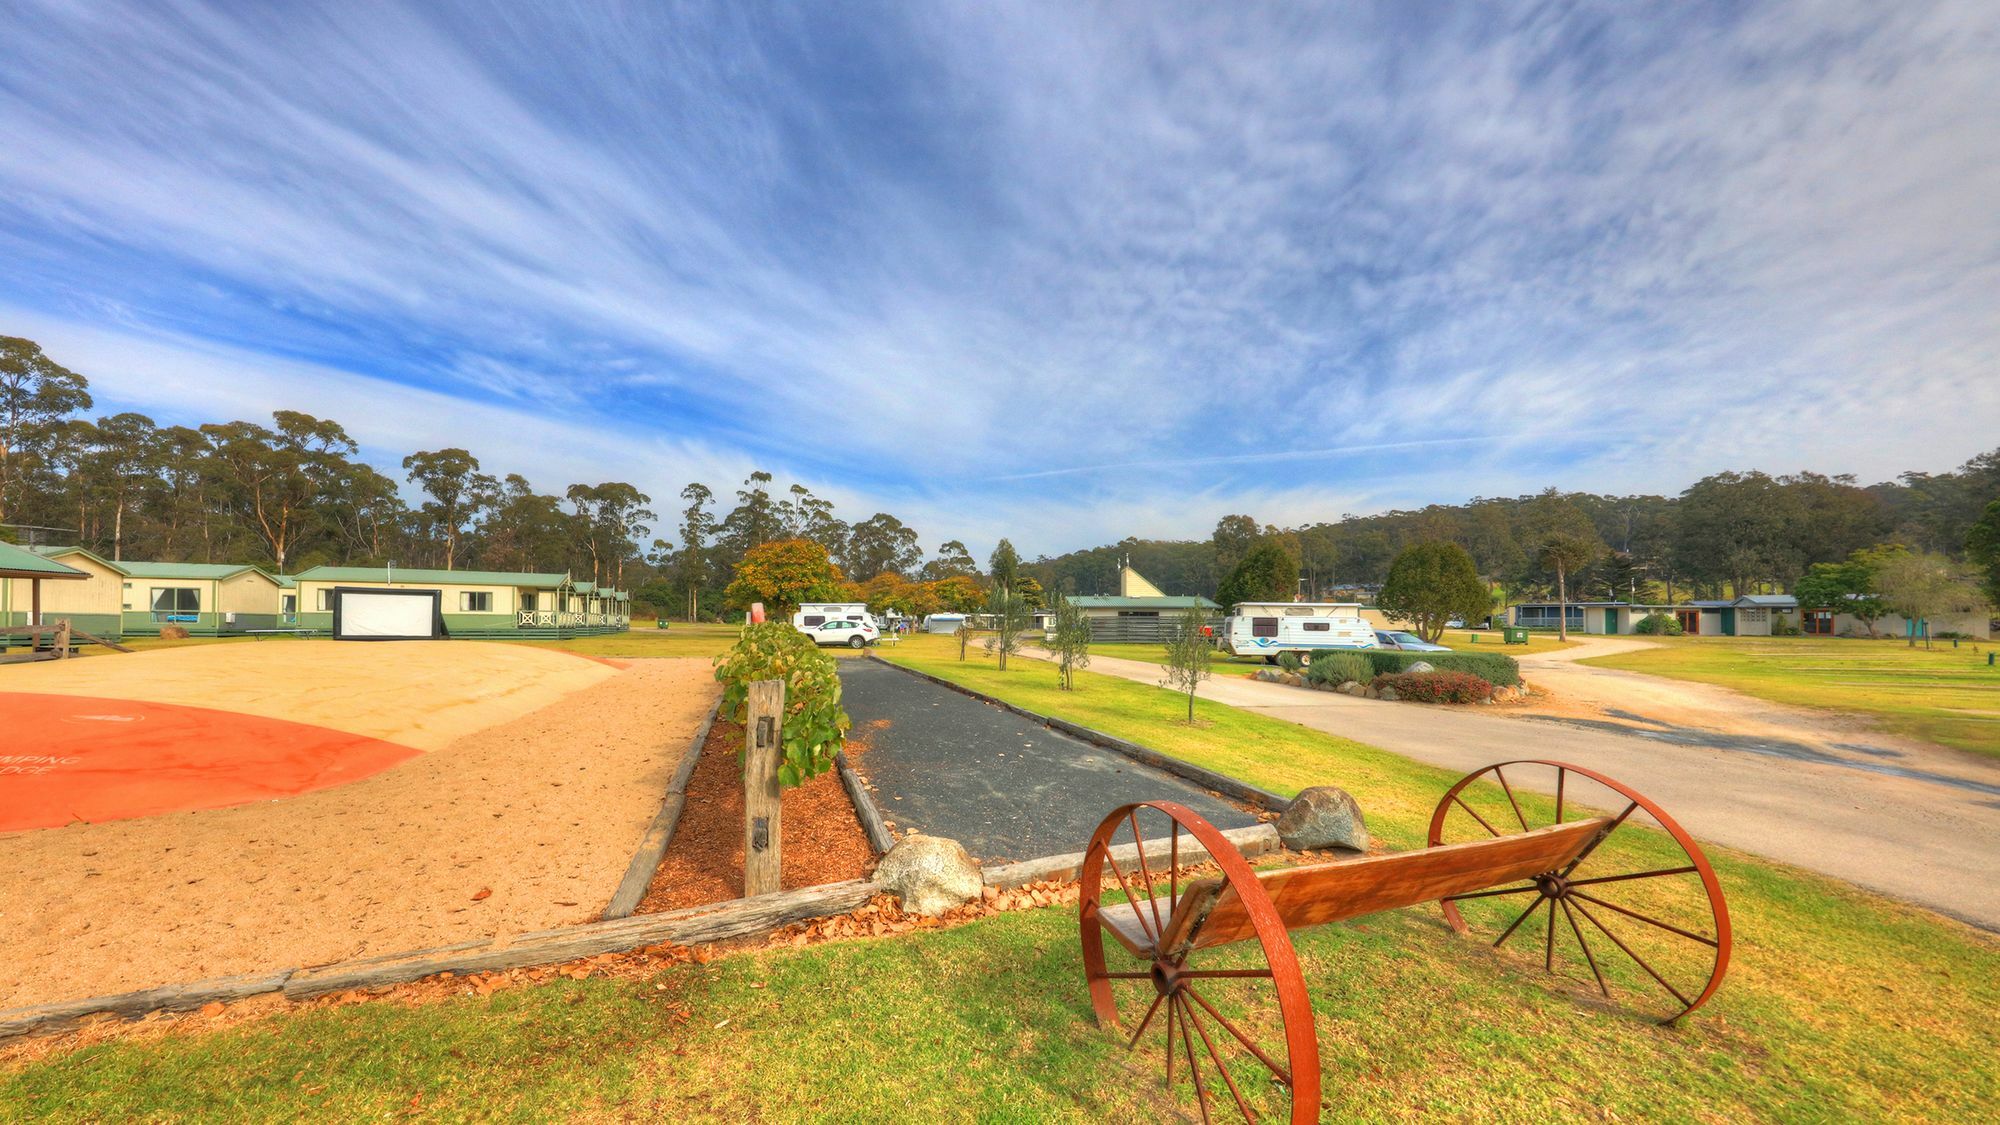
837, 659, 1258, 863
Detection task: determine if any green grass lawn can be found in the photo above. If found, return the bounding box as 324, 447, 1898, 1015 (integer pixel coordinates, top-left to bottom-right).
3, 635, 1993, 1121
1580, 634, 2000, 759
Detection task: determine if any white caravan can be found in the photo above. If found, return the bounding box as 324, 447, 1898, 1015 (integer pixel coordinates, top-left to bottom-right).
792, 602, 871, 634
1220, 602, 1377, 661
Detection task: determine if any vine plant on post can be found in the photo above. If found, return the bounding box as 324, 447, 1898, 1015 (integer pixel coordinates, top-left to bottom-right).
713, 622, 851, 896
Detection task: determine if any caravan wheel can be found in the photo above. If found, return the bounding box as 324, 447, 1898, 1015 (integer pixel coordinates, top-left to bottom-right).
1264, 654, 1280, 665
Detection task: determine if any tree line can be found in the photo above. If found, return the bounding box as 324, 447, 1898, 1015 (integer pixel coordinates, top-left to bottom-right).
1026, 455, 2000, 610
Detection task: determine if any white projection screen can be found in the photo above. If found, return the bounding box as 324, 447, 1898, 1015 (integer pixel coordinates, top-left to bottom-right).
331, 588, 445, 640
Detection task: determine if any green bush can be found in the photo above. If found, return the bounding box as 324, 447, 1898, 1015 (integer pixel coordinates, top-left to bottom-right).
1358, 649, 1521, 687
1277, 651, 1303, 673
1306, 651, 1371, 686
1634, 612, 1684, 636
712, 622, 851, 786
1377, 670, 1494, 704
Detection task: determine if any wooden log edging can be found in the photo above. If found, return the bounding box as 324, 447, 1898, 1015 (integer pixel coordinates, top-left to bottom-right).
602, 700, 722, 920
836, 750, 896, 856
982, 823, 1281, 891
865, 655, 1292, 812
0, 880, 882, 1040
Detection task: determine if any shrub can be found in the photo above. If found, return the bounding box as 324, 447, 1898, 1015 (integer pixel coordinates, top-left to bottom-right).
1377, 670, 1494, 704
1306, 651, 1371, 686
712, 622, 851, 786
1358, 649, 1522, 687
1277, 651, 1303, 673
1634, 613, 1684, 636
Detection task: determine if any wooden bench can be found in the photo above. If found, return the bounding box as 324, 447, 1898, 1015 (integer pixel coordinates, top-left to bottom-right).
1078, 759, 1731, 1124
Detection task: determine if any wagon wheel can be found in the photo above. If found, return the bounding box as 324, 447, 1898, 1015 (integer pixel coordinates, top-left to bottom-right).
1079, 802, 1320, 1124
1428, 760, 1731, 1023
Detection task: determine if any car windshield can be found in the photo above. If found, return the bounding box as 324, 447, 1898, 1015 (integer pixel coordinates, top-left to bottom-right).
1390, 633, 1425, 644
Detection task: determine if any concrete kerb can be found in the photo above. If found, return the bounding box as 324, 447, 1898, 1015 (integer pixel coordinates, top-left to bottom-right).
863, 654, 1292, 812
603, 701, 722, 920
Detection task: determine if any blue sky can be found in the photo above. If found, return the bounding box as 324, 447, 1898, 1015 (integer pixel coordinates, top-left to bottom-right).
3, 1, 1997, 558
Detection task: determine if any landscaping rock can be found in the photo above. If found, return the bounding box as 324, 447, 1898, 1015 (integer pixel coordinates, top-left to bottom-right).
1276, 787, 1369, 853
1406, 660, 1435, 674
1377, 686, 1400, 702
1338, 681, 1365, 696
877, 835, 982, 916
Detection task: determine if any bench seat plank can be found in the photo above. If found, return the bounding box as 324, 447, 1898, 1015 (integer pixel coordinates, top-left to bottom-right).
1184, 818, 1609, 952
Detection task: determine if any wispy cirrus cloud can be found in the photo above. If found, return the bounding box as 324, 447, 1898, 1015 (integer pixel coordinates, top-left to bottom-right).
1, 1, 1996, 558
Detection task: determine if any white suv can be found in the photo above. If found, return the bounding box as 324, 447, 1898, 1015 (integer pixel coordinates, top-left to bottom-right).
810, 618, 879, 648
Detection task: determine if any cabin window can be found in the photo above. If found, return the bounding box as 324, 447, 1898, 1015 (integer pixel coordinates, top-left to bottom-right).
150, 587, 200, 621
1303, 621, 1330, 632
461, 592, 493, 612
522, 592, 538, 611
1118, 610, 1160, 618
1251, 617, 1279, 637
802, 615, 826, 626
317, 589, 334, 611
281, 594, 297, 615
1283, 607, 1313, 616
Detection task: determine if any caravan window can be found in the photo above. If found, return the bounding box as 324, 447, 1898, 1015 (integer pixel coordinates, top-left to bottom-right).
1251, 617, 1279, 637
802, 615, 826, 626
1284, 607, 1314, 616
1302, 621, 1330, 632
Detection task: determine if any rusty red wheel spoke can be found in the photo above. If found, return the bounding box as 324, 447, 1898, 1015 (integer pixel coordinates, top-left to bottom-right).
1179, 968, 1275, 980
1559, 898, 1610, 998
1182, 984, 1293, 1088
1567, 865, 1698, 889
1452, 794, 1502, 838
1570, 898, 1694, 1011
1165, 991, 1177, 1082
1494, 765, 1530, 832
1170, 823, 1180, 915
1101, 971, 1152, 979
1105, 852, 1159, 945
1443, 883, 1538, 903
1127, 991, 1169, 1050
1176, 994, 1214, 1125
1569, 891, 1718, 947
1179, 994, 1255, 1123
1544, 890, 1558, 970
1555, 767, 1565, 824
1493, 896, 1546, 949
1128, 811, 1167, 938
1560, 800, 1639, 877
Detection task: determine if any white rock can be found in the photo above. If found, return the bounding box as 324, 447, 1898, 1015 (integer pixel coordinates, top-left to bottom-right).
876, 835, 983, 916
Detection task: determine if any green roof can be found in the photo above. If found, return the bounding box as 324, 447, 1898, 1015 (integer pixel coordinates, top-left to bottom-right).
117, 561, 277, 583
274, 575, 298, 588
574, 581, 596, 593
294, 565, 571, 588
29, 544, 126, 574
1068, 595, 1219, 611
0, 541, 90, 580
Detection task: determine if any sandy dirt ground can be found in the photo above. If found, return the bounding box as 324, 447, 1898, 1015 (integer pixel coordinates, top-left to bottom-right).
0, 658, 717, 1009
1057, 645, 2000, 930
3, 640, 615, 750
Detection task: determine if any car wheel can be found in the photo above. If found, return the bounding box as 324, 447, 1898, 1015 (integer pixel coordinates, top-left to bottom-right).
849, 635, 865, 649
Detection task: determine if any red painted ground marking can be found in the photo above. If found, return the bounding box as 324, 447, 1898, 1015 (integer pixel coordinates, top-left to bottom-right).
0, 693, 422, 832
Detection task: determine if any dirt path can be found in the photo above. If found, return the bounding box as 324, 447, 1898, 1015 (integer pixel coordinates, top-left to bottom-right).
0, 659, 719, 1009
1066, 648, 2000, 931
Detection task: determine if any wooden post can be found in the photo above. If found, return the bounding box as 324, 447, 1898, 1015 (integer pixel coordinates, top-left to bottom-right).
743, 678, 785, 898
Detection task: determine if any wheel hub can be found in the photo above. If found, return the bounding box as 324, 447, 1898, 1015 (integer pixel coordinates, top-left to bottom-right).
1534, 871, 1570, 900
1149, 958, 1183, 997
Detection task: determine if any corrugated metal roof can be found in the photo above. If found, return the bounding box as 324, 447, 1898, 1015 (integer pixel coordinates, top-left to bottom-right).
0, 541, 90, 580
28, 544, 126, 573
115, 560, 277, 582
1068, 595, 1220, 610
294, 565, 570, 587
1736, 594, 1798, 607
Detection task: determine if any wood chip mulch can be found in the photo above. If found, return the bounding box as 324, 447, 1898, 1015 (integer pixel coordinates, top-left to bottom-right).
635, 717, 876, 914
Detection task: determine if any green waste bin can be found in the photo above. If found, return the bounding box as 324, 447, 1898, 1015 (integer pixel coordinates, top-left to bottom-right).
1502, 626, 1529, 645
656, 618, 670, 630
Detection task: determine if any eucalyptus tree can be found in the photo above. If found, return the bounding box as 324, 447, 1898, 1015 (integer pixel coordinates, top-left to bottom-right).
403, 448, 496, 570
0, 335, 91, 524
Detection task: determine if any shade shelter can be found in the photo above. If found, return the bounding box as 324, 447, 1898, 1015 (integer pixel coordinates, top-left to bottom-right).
0, 541, 91, 658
